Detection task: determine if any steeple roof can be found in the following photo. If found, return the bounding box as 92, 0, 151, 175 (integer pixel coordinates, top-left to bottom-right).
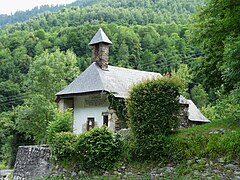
89, 28, 112, 45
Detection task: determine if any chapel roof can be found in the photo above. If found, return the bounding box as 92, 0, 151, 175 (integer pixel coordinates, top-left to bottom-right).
179, 95, 210, 123
56, 62, 161, 98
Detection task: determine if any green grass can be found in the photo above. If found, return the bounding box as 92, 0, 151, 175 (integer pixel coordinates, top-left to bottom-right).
177, 118, 240, 136
0, 161, 8, 170
169, 118, 240, 162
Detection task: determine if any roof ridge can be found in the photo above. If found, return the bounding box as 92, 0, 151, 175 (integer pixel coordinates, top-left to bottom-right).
108, 65, 162, 76
94, 62, 111, 92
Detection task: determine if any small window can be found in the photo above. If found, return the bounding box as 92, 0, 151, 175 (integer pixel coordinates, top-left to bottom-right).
87, 117, 95, 131
103, 115, 108, 126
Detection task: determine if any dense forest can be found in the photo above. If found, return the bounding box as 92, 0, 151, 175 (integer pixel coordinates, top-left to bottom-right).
0, 0, 204, 28
0, 0, 97, 27
0, 0, 239, 170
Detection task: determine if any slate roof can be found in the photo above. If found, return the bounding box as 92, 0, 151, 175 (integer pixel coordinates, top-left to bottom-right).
56, 62, 161, 98
179, 95, 210, 123
57, 63, 210, 123
89, 28, 112, 45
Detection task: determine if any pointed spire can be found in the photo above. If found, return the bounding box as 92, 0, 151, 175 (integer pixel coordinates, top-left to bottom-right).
89, 28, 112, 45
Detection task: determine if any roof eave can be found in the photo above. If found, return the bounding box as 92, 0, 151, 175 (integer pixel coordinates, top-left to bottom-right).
56, 90, 108, 99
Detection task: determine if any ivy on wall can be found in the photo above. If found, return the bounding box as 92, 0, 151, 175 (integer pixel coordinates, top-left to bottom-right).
107, 93, 128, 129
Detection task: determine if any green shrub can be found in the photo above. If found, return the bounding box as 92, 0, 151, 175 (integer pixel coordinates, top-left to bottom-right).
130, 134, 173, 162
202, 86, 240, 123
50, 132, 77, 169
75, 126, 123, 174
116, 129, 134, 161
47, 110, 73, 143
50, 127, 123, 174
127, 76, 180, 137
127, 76, 180, 161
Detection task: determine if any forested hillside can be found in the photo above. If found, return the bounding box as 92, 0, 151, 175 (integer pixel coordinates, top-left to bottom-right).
0, 0, 203, 27
0, 0, 97, 27
0, 0, 205, 113
0, 0, 239, 172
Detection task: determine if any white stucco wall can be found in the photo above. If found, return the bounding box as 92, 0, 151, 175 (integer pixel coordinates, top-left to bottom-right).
73, 93, 109, 134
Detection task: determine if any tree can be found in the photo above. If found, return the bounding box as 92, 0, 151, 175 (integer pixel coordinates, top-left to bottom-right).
26, 49, 79, 101
117, 41, 129, 67
191, 84, 209, 108
15, 49, 79, 143
138, 50, 156, 71
0, 111, 15, 164
0, 81, 21, 112
15, 94, 56, 143
222, 36, 240, 89
194, 0, 240, 92
172, 64, 192, 98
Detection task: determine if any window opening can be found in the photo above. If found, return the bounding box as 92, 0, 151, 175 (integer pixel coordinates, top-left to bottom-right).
103, 115, 108, 126
87, 117, 95, 131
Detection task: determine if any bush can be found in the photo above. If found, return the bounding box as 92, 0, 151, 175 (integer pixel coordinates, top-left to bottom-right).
127, 76, 180, 161
50, 132, 77, 169
130, 134, 172, 162
47, 110, 73, 143
127, 76, 181, 137
75, 126, 123, 174
50, 127, 123, 174
202, 86, 240, 123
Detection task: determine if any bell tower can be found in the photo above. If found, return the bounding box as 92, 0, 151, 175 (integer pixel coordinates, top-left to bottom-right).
89, 28, 112, 70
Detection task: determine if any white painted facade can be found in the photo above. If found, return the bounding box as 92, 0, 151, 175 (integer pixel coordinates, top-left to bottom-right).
73, 93, 109, 134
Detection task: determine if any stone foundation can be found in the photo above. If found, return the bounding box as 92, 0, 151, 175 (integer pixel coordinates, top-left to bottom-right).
12, 145, 51, 180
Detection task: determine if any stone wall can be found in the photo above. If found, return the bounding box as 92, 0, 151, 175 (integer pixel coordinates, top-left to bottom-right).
12, 145, 51, 180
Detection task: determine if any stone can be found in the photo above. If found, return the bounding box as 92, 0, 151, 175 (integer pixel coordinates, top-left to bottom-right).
0, 170, 13, 180
219, 128, 225, 133
218, 158, 225, 163
165, 167, 173, 173
125, 172, 133, 176
193, 170, 200, 176
12, 145, 51, 180
196, 159, 202, 163
121, 166, 126, 170
209, 160, 213, 166
71, 171, 77, 177
224, 164, 236, 170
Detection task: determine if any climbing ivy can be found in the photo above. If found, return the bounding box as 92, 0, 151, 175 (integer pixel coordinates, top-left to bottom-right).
107, 93, 128, 129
